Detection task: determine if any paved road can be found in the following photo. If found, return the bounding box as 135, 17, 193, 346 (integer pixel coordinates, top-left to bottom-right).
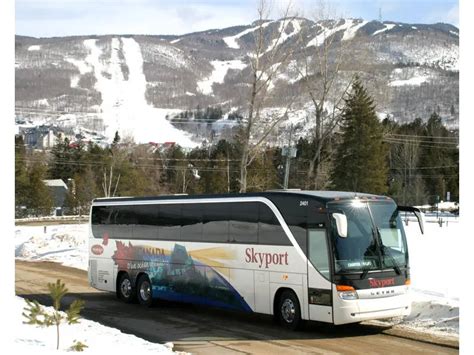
15, 261, 458, 354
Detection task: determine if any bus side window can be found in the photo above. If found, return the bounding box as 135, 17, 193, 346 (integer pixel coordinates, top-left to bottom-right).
258, 204, 291, 245
111, 206, 134, 240
229, 202, 258, 244
91, 205, 108, 239
181, 204, 203, 242
203, 203, 230, 243
132, 204, 159, 240
157, 204, 182, 241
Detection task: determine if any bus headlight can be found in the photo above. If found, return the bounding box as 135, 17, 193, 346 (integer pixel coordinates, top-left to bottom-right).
338, 290, 358, 300
336, 285, 358, 300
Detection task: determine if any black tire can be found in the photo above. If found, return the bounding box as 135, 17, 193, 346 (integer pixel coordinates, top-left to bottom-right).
136, 274, 153, 307
117, 273, 136, 303
277, 290, 302, 330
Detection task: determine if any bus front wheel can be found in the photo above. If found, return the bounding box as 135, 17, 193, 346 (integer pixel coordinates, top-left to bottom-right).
118, 273, 136, 303
278, 290, 301, 330
136, 274, 153, 307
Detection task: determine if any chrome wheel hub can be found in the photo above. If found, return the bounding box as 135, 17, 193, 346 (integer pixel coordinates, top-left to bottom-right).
281, 299, 295, 323
140, 281, 151, 301
120, 279, 132, 298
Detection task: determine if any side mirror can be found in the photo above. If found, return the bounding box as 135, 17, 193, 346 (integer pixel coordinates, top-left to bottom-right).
332, 213, 348, 238
398, 206, 425, 234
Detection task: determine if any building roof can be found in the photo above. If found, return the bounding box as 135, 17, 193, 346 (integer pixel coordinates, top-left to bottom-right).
43, 179, 68, 189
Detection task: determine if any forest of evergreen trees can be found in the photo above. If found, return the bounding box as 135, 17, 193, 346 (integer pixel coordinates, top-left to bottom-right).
15, 80, 459, 217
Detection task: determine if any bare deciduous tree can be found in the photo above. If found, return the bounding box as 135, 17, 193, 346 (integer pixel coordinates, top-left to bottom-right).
239, 0, 300, 192
297, 0, 360, 189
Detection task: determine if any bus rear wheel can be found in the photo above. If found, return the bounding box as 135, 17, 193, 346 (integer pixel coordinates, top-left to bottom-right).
278, 290, 301, 330
136, 274, 153, 307
118, 273, 136, 303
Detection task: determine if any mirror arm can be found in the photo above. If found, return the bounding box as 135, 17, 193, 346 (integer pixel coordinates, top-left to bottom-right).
398, 206, 425, 234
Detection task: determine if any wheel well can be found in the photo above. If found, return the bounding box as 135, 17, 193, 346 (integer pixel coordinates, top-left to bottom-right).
273, 287, 298, 315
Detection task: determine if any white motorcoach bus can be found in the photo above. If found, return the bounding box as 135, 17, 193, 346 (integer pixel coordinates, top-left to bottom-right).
88, 191, 424, 329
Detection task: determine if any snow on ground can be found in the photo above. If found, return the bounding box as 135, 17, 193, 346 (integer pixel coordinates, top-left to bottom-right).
264, 19, 302, 54
372, 23, 396, 36
390, 40, 459, 71
14, 216, 460, 340
13, 296, 180, 354
15, 224, 89, 270
388, 67, 435, 87
223, 22, 272, 49
389, 76, 430, 87
307, 19, 365, 48
65, 57, 93, 75
378, 217, 459, 337
342, 20, 368, 41
28, 45, 41, 51
82, 37, 196, 147
197, 59, 247, 95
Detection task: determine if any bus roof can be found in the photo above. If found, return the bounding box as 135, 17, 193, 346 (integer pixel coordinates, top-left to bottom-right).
92, 190, 392, 204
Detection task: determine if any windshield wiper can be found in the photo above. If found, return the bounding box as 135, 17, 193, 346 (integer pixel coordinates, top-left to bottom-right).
360, 266, 370, 279
375, 227, 401, 275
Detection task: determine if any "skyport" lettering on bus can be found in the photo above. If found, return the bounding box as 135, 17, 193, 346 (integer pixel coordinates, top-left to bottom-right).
245, 248, 288, 269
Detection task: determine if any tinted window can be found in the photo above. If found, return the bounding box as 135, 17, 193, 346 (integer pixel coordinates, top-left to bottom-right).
203, 203, 229, 243
101, 206, 132, 239
181, 204, 203, 242
157, 204, 182, 240
308, 229, 331, 279
258, 204, 290, 245
284, 210, 307, 252
229, 202, 258, 243
91, 205, 111, 239
132, 204, 159, 240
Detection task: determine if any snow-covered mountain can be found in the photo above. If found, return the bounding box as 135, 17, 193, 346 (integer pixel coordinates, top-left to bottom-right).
15, 18, 459, 147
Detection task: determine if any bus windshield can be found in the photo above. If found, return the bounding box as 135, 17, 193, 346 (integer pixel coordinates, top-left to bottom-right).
328, 200, 408, 275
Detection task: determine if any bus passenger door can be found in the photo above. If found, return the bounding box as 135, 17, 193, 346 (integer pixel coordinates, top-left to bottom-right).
307, 229, 333, 323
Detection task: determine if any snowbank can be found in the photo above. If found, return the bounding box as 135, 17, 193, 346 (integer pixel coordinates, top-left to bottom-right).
15, 224, 89, 271
377, 218, 459, 337
13, 296, 181, 354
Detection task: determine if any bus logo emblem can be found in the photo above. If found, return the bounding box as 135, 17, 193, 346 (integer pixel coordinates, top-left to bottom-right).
91, 244, 104, 255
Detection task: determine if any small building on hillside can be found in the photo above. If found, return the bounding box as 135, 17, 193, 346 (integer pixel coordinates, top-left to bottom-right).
20, 125, 58, 149
43, 179, 68, 216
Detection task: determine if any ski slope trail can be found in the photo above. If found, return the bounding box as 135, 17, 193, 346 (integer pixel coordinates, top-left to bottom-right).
84, 37, 196, 147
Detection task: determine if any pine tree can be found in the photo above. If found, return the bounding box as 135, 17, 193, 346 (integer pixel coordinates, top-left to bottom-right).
27, 161, 54, 216
419, 112, 458, 204
112, 131, 121, 148
48, 136, 85, 182
330, 78, 388, 194
15, 136, 30, 213
23, 279, 85, 351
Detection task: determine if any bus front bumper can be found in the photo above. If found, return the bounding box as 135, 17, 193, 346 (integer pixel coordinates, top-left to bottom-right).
332, 286, 411, 325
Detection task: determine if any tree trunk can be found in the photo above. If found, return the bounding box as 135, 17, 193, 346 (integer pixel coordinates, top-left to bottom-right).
240, 146, 249, 193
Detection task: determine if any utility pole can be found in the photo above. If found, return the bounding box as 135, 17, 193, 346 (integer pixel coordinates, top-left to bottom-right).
227, 150, 230, 193
283, 124, 297, 189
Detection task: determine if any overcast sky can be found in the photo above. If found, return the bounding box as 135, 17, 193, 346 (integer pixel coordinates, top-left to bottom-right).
15, 0, 459, 38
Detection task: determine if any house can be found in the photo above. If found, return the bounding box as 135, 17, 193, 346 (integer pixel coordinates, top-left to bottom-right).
20, 125, 57, 149
43, 179, 69, 216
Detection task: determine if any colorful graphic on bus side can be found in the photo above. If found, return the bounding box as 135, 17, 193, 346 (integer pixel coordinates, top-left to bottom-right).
112, 241, 252, 312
